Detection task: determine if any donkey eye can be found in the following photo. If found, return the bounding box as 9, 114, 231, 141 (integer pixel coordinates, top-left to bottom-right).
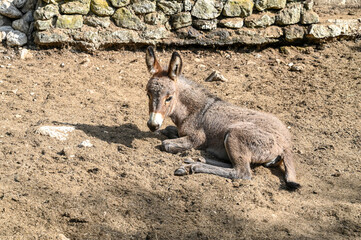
165, 96, 173, 103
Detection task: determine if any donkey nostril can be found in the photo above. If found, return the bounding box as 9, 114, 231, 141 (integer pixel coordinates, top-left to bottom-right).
147, 121, 159, 132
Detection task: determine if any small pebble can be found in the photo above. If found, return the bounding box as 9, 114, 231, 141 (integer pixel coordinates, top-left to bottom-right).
78, 140, 93, 148
198, 64, 206, 70
20, 49, 33, 60
205, 70, 228, 82
290, 65, 303, 72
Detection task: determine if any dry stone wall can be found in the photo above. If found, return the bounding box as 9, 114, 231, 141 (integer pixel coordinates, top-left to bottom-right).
0, 0, 360, 49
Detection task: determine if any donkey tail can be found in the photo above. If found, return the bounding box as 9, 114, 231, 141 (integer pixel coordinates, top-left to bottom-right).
283, 149, 301, 191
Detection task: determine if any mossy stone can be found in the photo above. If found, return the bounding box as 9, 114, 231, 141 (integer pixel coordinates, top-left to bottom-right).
91, 0, 115, 16
56, 15, 83, 29
223, 0, 254, 18
112, 7, 144, 30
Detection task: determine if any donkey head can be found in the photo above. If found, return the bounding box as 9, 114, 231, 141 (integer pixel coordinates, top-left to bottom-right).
145, 46, 182, 132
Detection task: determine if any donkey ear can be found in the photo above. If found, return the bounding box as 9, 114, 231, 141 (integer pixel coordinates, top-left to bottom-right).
168, 52, 182, 80
146, 46, 162, 74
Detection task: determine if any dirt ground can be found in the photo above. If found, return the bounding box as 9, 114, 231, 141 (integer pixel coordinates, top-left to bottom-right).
0, 37, 360, 240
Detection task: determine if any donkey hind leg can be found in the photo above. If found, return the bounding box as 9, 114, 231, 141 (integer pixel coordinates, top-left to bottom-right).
174, 131, 252, 180
184, 157, 232, 168
174, 161, 239, 179
282, 149, 301, 190
160, 126, 179, 139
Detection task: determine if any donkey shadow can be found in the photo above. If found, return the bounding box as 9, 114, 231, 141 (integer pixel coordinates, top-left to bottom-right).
53, 121, 164, 148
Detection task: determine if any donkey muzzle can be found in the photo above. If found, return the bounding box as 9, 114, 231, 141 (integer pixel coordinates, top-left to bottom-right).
147, 112, 164, 132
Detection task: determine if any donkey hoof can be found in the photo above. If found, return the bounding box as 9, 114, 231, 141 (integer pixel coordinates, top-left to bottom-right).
184, 158, 195, 164
197, 157, 206, 163
174, 167, 188, 176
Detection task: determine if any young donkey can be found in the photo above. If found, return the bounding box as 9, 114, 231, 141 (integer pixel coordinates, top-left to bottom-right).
145, 47, 300, 190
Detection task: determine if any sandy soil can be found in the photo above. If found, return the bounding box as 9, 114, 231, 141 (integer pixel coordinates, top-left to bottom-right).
0, 39, 360, 239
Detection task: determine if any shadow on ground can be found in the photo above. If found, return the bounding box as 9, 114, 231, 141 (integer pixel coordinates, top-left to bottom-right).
53, 121, 164, 148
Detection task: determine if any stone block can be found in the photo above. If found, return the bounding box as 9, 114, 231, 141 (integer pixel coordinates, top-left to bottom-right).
132, 0, 156, 14
84, 16, 110, 28
91, 0, 115, 16
326, 19, 361, 36
112, 7, 144, 30
267, 0, 286, 10
6, 30, 27, 46
56, 15, 83, 29
157, 0, 183, 15
223, 0, 253, 18
275, 3, 302, 25
191, 0, 223, 20
14, 0, 27, 8
142, 25, 171, 39
254, 0, 267, 11
193, 19, 218, 31
301, 10, 319, 24
176, 26, 201, 39
34, 30, 71, 45
284, 24, 306, 41
35, 19, 54, 31
0, 0, 23, 18
34, 4, 59, 20
0, 26, 14, 41
111, 29, 139, 43
307, 24, 342, 39
144, 12, 167, 25
12, 18, 29, 33
184, 0, 193, 12
110, 0, 129, 8
21, 0, 37, 13
171, 12, 192, 30
304, 0, 313, 10
244, 12, 275, 28
61, 0, 91, 15
219, 18, 244, 29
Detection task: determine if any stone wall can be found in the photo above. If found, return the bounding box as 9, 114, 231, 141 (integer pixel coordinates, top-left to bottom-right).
0, 0, 36, 46
315, 0, 361, 6
0, 0, 360, 49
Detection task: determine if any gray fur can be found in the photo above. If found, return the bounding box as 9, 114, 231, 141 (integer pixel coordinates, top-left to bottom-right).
145, 47, 300, 190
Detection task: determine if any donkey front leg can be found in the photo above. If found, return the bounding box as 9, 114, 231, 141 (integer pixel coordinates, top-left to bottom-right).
162, 136, 194, 154
160, 126, 179, 139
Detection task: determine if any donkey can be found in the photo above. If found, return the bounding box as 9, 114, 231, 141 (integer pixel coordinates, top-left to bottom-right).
145, 46, 301, 190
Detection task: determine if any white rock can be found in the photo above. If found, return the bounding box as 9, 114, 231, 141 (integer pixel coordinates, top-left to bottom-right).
78, 140, 93, 148
0, 0, 23, 19
57, 234, 70, 240
0, 26, 14, 41
6, 30, 27, 47
36, 126, 75, 141
205, 70, 228, 82
20, 48, 32, 59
